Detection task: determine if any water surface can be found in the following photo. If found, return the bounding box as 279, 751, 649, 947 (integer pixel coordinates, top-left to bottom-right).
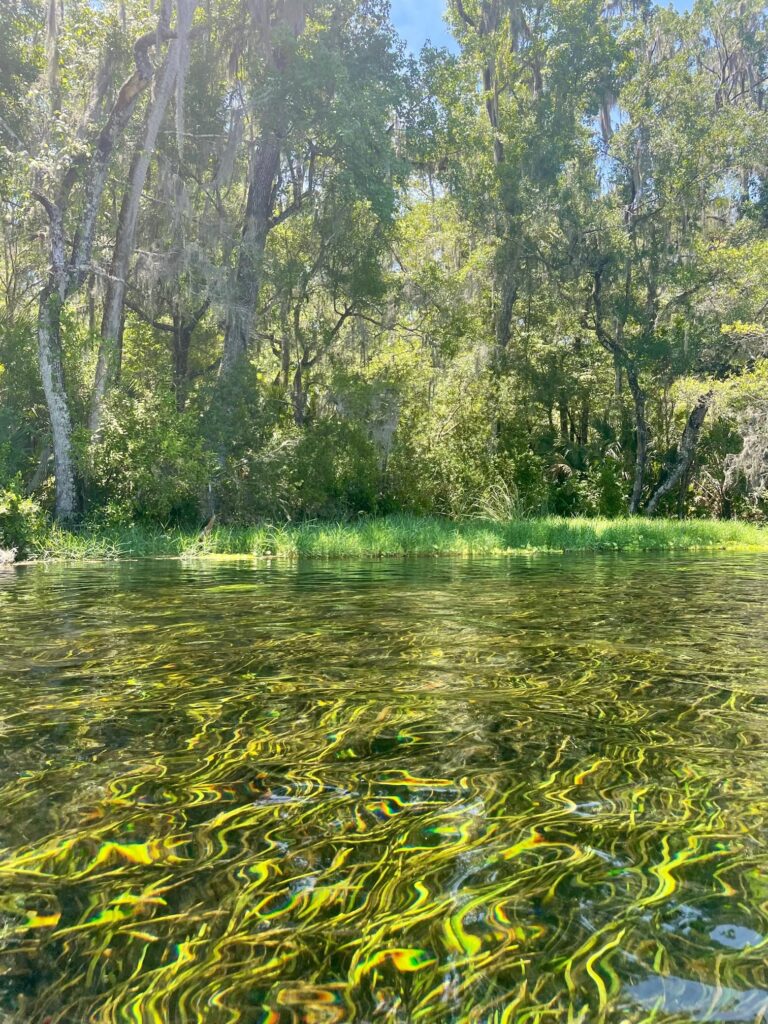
1, 554, 768, 1023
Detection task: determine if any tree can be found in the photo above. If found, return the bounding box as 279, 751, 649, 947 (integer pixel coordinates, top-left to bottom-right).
444, 0, 616, 367
89, 0, 198, 432
33, 2, 177, 517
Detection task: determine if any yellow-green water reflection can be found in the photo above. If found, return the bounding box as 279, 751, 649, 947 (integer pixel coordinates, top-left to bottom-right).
1, 555, 768, 1023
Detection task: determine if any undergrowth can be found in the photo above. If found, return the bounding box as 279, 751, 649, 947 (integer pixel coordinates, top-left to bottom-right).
25, 515, 768, 562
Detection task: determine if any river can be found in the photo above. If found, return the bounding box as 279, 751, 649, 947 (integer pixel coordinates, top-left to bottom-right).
1, 554, 768, 1022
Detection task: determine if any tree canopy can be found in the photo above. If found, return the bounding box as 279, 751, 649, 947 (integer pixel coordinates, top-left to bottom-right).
1, 0, 767, 527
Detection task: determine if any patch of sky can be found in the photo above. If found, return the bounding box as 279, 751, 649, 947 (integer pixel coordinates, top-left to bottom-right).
389, 0, 458, 54
390, 0, 695, 55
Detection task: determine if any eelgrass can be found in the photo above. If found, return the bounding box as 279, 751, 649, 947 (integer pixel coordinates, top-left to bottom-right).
26, 514, 768, 562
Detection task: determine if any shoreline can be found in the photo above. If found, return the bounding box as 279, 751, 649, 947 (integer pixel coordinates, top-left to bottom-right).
11, 514, 768, 564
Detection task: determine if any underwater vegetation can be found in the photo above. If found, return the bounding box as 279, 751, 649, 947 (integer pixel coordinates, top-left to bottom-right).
1, 554, 768, 1022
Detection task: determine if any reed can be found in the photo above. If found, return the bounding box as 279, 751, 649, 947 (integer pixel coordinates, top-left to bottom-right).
27, 514, 768, 562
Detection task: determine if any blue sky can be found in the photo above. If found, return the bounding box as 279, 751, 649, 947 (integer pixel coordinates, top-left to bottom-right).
389, 0, 693, 52
390, 0, 457, 53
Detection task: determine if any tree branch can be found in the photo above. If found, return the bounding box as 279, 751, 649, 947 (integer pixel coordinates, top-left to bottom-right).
190, 298, 211, 327
68, 24, 176, 291
33, 192, 67, 281
125, 297, 176, 333
455, 0, 477, 29
269, 191, 312, 229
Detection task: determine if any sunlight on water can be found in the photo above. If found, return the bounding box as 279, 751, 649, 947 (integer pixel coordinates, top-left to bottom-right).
1, 554, 768, 1023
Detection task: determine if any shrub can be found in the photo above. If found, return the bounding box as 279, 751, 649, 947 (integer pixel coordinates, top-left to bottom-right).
292, 420, 383, 518
0, 482, 45, 558
82, 391, 214, 524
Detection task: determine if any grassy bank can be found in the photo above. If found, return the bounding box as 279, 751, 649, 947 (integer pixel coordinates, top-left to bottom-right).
23, 514, 768, 562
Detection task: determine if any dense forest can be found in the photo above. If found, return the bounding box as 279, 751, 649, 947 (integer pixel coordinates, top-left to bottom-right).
1, 0, 767, 537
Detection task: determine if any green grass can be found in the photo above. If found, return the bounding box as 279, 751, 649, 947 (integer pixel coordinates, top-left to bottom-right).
24, 514, 768, 562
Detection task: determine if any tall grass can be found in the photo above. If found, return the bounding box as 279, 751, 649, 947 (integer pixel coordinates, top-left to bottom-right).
25, 515, 768, 562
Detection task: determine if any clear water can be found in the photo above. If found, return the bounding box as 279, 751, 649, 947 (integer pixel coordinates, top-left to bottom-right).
1, 554, 768, 1023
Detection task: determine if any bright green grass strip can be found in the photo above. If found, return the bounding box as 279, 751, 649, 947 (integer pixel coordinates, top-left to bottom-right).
26, 515, 768, 562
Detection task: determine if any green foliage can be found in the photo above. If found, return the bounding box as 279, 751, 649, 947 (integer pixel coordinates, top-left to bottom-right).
213, 414, 387, 523
292, 420, 383, 518
2, 0, 768, 531
28, 513, 768, 562
0, 481, 45, 558
81, 391, 214, 525
387, 364, 499, 515
0, 319, 44, 486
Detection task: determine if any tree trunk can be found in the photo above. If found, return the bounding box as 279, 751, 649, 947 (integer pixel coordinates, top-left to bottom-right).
558, 394, 569, 444
172, 315, 195, 410
495, 271, 517, 365
35, 24, 171, 518
220, 134, 281, 376
280, 335, 291, 388
477, 29, 516, 362
677, 463, 692, 519
292, 363, 307, 426
90, 39, 182, 433
493, 232, 521, 369
644, 392, 713, 517
587, 265, 649, 515
579, 399, 589, 447
38, 290, 77, 519
27, 445, 52, 495
626, 366, 648, 515
68, 29, 170, 297
218, 0, 308, 377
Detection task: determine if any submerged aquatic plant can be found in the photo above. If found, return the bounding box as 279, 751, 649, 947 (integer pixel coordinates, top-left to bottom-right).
1, 555, 768, 1021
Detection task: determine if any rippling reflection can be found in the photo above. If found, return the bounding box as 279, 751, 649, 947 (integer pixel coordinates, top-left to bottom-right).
1, 554, 768, 1023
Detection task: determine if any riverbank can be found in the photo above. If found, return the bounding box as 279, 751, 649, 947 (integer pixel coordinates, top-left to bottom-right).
18, 515, 768, 562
